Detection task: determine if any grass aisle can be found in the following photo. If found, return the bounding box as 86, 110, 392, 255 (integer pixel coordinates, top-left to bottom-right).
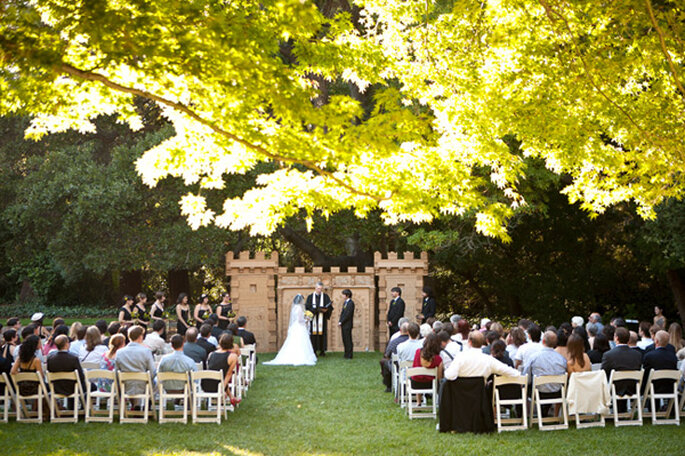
1, 352, 683, 455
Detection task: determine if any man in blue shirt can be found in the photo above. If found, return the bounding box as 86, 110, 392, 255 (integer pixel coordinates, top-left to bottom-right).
158, 334, 197, 392
524, 330, 567, 415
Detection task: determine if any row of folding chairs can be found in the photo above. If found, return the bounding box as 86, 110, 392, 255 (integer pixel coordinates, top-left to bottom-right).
389, 355, 439, 420
0, 344, 258, 424
493, 369, 684, 433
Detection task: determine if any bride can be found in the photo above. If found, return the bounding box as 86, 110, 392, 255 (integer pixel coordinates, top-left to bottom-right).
264, 294, 317, 366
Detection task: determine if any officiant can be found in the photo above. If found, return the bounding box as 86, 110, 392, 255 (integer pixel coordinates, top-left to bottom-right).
305, 281, 333, 356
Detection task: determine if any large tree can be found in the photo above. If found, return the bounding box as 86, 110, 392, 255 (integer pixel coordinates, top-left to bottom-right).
1, 0, 682, 241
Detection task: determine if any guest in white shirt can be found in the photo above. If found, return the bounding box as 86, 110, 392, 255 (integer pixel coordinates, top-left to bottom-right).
514, 324, 543, 369
397, 323, 423, 362
144, 320, 170, 355
438, 330, 462, 369
506, 327, 526, 360
69, 325, 87, 357
637, 321, 654, 350
79, 326, 107, 363
444, 331, 519, 380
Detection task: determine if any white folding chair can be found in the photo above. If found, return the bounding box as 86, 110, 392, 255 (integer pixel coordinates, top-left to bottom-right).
641, 369, 680, 425
117, 371, 156, 423
84, 369, 117, 423
405, 367, 438, 419
81, 362, 101, 371
231, 364, 243, 405
608, 370, 643, 426
0, 373, 16, 422
493, 375, 528, 432
46, 370, 84, 423
591, 363, 602, 371
529, 374, 568, 430
191, 370, 225, 424
11, 371, 48, 423
390, 354, 399, 396
567, 370, 607, 429
157, 372, 190, 424
195, 362, 204, 371
239, 348, 251, 394
398, 360, 413, 408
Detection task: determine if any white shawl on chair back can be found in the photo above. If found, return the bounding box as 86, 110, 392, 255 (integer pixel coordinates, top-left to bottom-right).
566, 370, 610, 415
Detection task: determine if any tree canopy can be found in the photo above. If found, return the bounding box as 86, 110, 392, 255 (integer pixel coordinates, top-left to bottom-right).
1, 0, 683, 241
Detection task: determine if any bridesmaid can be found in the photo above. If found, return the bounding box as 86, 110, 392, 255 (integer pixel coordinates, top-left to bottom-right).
118, 295, 135, 327
176, 293, 192, 336
216, 292, 233, 330
150, 291, 167, 338
135, 292, 150, 331
194, 293, 213, 328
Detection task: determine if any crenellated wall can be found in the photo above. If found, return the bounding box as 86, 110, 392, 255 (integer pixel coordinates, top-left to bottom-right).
225, 251, 427, 353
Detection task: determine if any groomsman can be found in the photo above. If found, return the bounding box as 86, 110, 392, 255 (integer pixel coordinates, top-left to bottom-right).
306, 282, 333, 357
386, 287, 405, 337
339, 289, 355, 359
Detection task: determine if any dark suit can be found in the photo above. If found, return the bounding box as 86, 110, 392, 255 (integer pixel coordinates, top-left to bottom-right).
238, 328, 256, 345
339, 299, 354, 359
306, 293, 333, 354
601, 345, 643, 398
46, 350, 86, 396
421, 297, 436, 321
642, 347, 678, 394
197, 337, 216, 355
386, 297, 405, 336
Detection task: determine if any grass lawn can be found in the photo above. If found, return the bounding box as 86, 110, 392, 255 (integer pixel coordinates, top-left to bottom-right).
0, 352, 683, 455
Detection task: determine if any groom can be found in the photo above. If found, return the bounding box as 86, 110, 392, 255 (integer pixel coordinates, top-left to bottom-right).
338, 289, 354, 359
305, 281, 333, 357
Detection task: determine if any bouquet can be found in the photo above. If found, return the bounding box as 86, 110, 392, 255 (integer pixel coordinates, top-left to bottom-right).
203, 310, 211, 320
162, 310, 171, 320
131, 309, 140, 319
186, 317, 195, 327
143, 311, 150, 320
227, 310, 236, 319
304, 310, 314, 321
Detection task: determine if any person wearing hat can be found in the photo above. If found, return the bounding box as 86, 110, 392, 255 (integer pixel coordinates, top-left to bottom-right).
194, 293, 213, 329
31, 312, 50, 339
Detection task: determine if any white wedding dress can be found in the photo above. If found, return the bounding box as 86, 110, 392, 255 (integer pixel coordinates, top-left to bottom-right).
264, 294, 317, 366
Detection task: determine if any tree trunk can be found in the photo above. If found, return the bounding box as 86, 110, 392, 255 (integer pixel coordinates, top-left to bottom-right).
168, 269, 190, 303
119, 270, 142, 297
666, 268, 685, 324
18, 280, 35, 303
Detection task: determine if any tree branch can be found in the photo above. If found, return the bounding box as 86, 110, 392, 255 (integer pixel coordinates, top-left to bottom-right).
644, 0, 685, 100
57, 62, 384, 202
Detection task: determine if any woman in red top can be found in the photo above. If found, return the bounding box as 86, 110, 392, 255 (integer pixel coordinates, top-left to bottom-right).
411, 332, 444, 395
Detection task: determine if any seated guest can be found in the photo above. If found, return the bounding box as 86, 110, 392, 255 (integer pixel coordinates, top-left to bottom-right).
642, 330, 678, 394
604, 324, 616, 349
481, 331, 499, 355
30, 312, 50, 339
397, 323, 423, 362
94, 320, 108, 343
198, 324, 217, 355
419, 323, 432, 339
637, 321, 653, 350
99, 334, 125, 392
410, 333, 443, 403
586, 322, 598, 350
69, 324, 87, 357
566, 334, 591, 374
1, 329, 18, 363
10, 335, 44, 399
572, 325, 591, 352
380, 322, 410, 392
628, 331, 645, 359
227, 323, 244, 347
601, 327, 642, 411
204, 334, 241, 406
15, 325, 45, 363
236, 316, 256, 345
47, 335, 87, 404
182, 327, 208, 365
506, 327, 526, 361
432, 321, 444, 333
587, 333, 611, 364
668, 323, 685, 359
455, 319, 470, 343
524, 331, 567, 414
6, 318, 21, 332
79, 326, 107, 363
144, 320, 169, 355
42, 324, 69, 356
391, 318, 410, 342
41, 318, 65, 355
514, 324, 542, 369
587, 312, 604, 334
207, 316, 223, 342
115, 326, 156, 405
438, 330, 462, 370
490, 339, 514, 368
104, 322, 121, 347
158, 334, 197, 391
571, 316, 584, 328
445, 331, 519, 380
555, 329, 569, 359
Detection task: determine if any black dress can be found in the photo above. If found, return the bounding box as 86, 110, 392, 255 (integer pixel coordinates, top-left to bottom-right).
177, 307, 190, 336
152, 305, 166, 338
196, 305, 212, 328
119, 306, 132, 325
202, 351, 230, 392
136, 304, 149, 330
217, 304, 232, 330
